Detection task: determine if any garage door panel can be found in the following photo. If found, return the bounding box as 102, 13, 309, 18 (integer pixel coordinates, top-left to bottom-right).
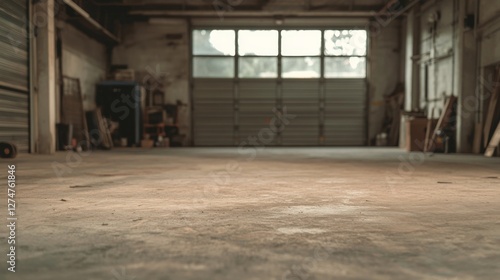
326, 111, 364, 117
285, 117, 318, 125
239, 102, 275, 112
322, 137, 366, 146
284, 105, 318, 116
280, 80, 319, 145
238, 81, 277, 145
193, 78, 366, 146
281, 133, 319, 145
0, 88, 29, 152
283, 80, 320, 93
239, 80, 276, 99
326, 100, 364, 107
325, 79, 365, 88
323, 79, 366, 146
193, 83, 233, 99
0, 0, 29, 152
194, 93, 233, 99
194, 106, 233, 114
239, 117, 273, 125
239, 127, 279, 144
239, 127, 278, 135
194, 128, 233, 135
194, 118, 233, 126
325, 122, 365, 129
283, 91, 319, 98
195, 137, 234, 146
193, 79, 234, 146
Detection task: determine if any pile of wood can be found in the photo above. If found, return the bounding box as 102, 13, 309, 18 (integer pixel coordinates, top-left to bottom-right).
86, 109, 114, 150
424, 96, 457, 153
479, 69, 500, 157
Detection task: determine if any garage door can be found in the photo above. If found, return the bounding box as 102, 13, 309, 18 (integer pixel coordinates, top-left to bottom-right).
192, 29, 366, 146
0, 0, 30, 152
193, 79, 235, 146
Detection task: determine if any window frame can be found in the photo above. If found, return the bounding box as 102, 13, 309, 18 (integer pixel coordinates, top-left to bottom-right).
323, 29, 367, 78
191, 28, 368, 79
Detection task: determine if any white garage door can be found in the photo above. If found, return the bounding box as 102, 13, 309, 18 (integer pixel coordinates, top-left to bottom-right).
0, 0, 30, 152
192, 28, 367, 146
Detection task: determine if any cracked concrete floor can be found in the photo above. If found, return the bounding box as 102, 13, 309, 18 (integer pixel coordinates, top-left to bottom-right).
1, 148, 500, 280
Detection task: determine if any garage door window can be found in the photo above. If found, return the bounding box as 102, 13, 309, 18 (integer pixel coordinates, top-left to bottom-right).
192, 29, 366, 78
239, 57, 278, 78
282, 57, 321, 78
192, 29, 235, 78
324, 30, 367, 78
280, 30, 321, 56
238, 30, 278, 78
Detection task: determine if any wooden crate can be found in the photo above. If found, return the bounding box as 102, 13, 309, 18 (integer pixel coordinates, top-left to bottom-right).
406, 118, 438, 152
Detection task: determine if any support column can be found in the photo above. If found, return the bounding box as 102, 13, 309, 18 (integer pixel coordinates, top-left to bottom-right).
35, 0, 57, 154
404, 6, 421, 112
455, 0, 477, 153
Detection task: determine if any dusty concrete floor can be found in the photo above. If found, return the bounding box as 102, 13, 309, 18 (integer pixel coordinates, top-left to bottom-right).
1, 148, 500, 280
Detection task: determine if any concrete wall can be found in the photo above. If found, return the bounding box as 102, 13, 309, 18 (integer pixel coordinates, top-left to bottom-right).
456, 0, 478, 153
112, 19, 190, 143
61, 23, 108, 111
478, 0, 500, 67
369, 20, 402, 143
478, 0, 500, 26
480, 26, 500, 67
419, 0, 456, 115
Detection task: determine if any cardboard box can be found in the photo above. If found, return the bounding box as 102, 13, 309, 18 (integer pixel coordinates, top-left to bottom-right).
141, 139, 154, 148
405, 118, 437, 152
113, 69, 135, 81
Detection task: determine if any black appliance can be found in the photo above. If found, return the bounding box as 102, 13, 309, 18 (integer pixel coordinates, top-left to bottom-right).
96, 81, 143, 147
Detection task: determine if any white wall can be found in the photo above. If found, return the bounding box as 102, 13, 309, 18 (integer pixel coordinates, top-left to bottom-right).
402, 0, 499, 153
419, 0, 456, 115
61, 23, 108, 111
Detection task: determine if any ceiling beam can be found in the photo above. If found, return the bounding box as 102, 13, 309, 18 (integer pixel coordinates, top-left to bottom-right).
128, 9, 378, 17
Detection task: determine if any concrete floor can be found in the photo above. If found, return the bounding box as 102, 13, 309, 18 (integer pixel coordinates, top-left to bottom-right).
2, 148, 500, 280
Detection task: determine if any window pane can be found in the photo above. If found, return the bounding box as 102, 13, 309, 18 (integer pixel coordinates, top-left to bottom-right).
324, 30, 367, 56
193, 57, 234, 78
281, 30, 321, 56
239, 57, 277, 78
282, 57, 320, 78
238, 30, 278, 56
193, 30, 235, 56
324, 57, 366, 78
